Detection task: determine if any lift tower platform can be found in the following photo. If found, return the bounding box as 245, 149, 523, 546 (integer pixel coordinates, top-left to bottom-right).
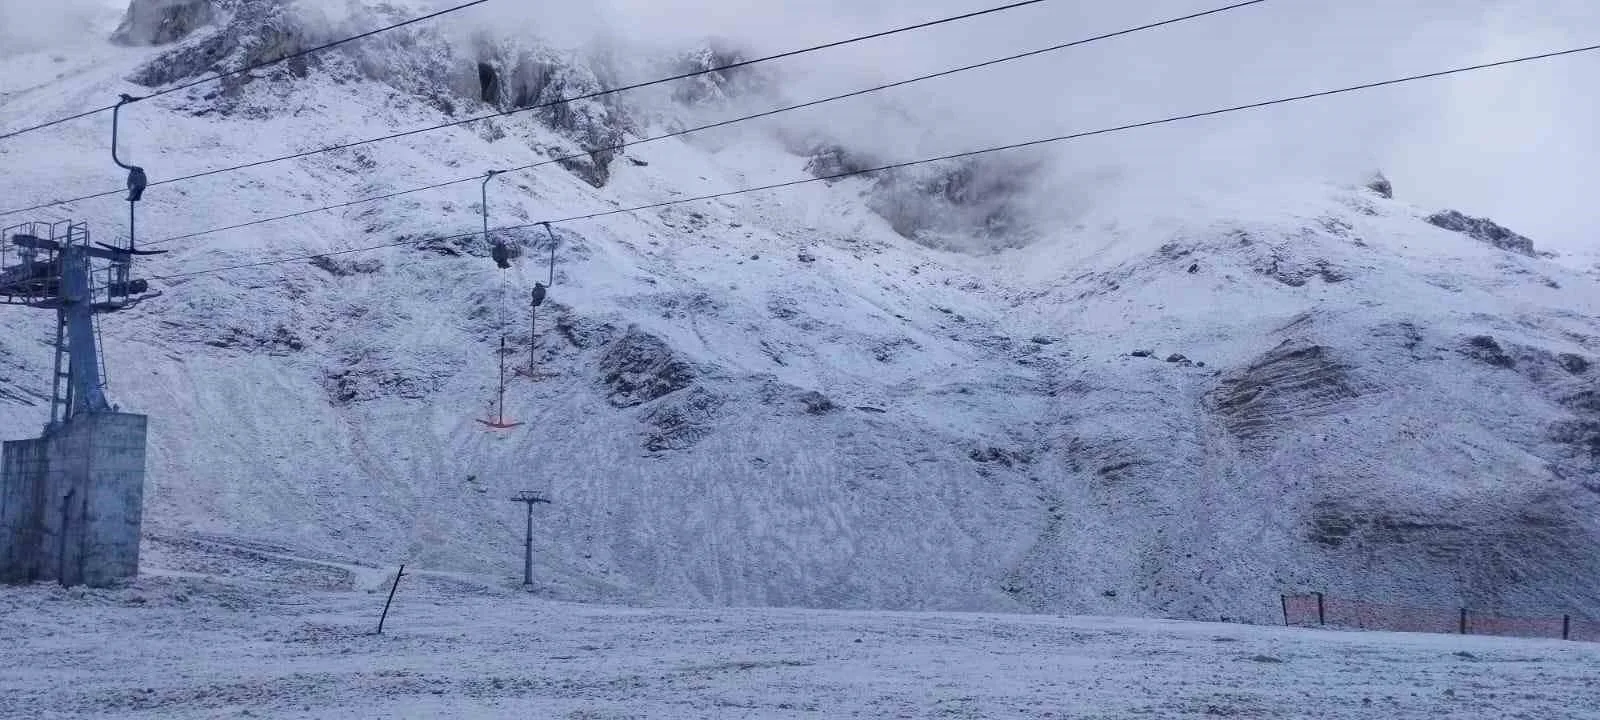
0, 220, 154, 587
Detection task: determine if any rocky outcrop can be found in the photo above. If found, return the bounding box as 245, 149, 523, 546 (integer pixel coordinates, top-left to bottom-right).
1427, 210, 1536, 256
127, 0, 308, 90
670, 44, 764, 105
1365, 172, 1393, 199
1208, 341, 1362, 447
803, 145, 879, 181
475, 47, 628, 188
112, 0, 218, 46
322, 347, 449, 404
598, 327, 695, 408
641, 387, 725, 451
125, 0, 630, 187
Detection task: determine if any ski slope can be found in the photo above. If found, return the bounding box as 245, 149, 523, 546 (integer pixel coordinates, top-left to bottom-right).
4, 541, 1599, 720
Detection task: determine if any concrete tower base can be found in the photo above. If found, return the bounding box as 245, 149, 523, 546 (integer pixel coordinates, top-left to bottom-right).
1, 413, 148, 587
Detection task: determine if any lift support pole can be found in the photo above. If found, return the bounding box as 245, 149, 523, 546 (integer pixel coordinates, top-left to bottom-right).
510, 491, 551, 586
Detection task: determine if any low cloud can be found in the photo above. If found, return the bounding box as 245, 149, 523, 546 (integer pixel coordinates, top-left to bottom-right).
9, 0, 1596, 251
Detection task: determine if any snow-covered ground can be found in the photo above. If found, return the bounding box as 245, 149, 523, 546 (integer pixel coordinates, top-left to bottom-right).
5, 541, 1600, 720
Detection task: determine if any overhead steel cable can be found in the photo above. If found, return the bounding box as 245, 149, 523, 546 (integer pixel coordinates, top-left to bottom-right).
0, 0, 1048, 220
0, 0, 494, 142
149, 41, 1600, 281
142, 0, 1269, 249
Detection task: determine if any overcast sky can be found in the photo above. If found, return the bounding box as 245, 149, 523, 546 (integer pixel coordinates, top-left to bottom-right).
484, 0, 1600, 253
5, 0, 1596, 253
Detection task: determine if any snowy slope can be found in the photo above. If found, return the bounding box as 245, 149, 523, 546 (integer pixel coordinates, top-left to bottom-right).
6, 556, 1600, 719
2, 1, 1598, 623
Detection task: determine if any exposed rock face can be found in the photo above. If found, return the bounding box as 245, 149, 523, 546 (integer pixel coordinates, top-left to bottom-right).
475, 48, 628, 188
598, 327, 695, 408
1306, 491, 1594, 604
803, 145, 878, 180
113, 0, 217, 46
1365, 172, 1393, 199
127, 0, 306, 90
1427, 210, 1536, 256
322, 348, 448, 404
1208, 341, 1362, 447
642, 387, 725, 451
670, 44, 764, 105
309, 256, 382, 277
126, 1, 632, 187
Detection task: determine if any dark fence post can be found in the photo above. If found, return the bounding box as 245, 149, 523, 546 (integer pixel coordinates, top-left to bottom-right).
1459, 608, 1468, 635
1315, 592, 1325, 626
1281, 595, 1289, 626
377, 564, 406, 635
1563, 614, 1571, 641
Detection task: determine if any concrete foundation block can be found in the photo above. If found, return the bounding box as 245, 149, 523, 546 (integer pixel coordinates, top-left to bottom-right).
1, 413, 148, 587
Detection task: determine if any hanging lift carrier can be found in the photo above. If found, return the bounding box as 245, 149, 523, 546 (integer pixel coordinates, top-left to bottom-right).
478, 170, 521, 430
475, 172, 559, 430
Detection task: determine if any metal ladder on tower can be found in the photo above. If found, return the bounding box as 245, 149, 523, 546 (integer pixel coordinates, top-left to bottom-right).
48, 307, 72, 428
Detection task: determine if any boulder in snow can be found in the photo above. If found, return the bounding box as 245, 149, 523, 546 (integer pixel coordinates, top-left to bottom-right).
598, 327, 695, 408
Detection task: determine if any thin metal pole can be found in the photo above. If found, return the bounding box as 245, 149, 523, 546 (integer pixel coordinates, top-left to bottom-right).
542, 222, 557, 286
529, 305, 537, 376
523, 501, 534, 586
1280, 595, 1289, 626
377, 564, 405, 634
497, 335, 507, 422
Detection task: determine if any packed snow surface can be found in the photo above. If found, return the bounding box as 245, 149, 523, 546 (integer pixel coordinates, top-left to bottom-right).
3, 541, 1599, 719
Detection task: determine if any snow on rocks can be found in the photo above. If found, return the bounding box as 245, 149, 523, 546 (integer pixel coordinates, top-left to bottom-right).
1427, 209, 1538, 257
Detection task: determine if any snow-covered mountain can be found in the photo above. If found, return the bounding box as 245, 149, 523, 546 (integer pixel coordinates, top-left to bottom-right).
2, 0, 1597, 623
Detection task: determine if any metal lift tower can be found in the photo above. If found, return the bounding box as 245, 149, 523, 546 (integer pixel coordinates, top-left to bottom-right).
0, 219, 155, 587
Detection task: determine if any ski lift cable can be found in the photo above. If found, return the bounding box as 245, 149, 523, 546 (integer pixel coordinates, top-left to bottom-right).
0, 0, 1049, 219
0, 0, 495, 143
140, 0, 1269, 249
146, 41, 1600, 282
